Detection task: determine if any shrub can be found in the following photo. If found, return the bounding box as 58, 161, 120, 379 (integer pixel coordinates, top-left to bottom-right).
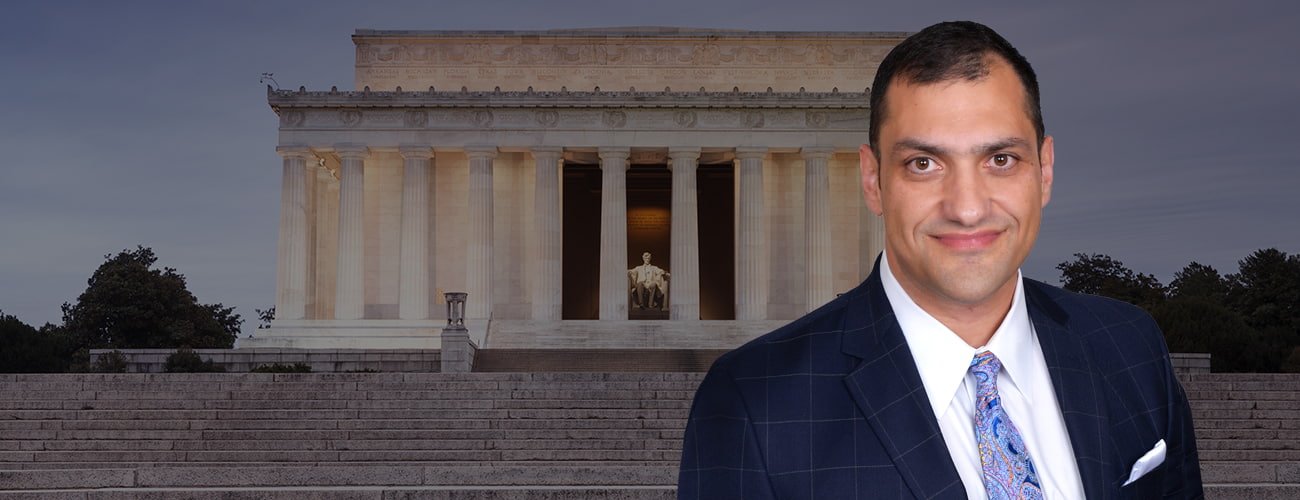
251, 362, 312, 373
92, 350, 129, 373
165, 347, 225, 373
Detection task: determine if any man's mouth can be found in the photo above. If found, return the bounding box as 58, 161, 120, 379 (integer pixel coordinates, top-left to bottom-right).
932, 230, 1001, 251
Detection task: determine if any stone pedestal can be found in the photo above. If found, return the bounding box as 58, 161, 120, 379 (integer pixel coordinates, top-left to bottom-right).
333, 144, 369, 320
598, 147, 630, 320
668, 147, 701, 320
440, 292, 476, 373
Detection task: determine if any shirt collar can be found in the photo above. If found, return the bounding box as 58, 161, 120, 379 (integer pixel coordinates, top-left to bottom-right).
879, 249, 1039, 418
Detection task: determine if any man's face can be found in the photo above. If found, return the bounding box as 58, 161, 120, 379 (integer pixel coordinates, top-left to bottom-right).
643, 253, 652, 265
859, 58, 1054, 311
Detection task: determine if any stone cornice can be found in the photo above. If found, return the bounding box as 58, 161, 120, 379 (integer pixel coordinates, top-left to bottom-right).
268, 87, 869, 110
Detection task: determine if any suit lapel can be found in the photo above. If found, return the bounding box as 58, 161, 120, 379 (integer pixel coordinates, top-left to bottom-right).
1024, 280, 1112, 499
840, 268, 966, 499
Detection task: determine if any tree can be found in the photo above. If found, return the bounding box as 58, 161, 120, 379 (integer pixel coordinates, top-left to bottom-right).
1055, 253, 1165, 311
1168, 262, 1228, 301
60, 246, 242, 351
1226, 248, 1300, 332
0, 312, 69, 373
255, 306, 275, 329
1151, 296, 1271, 373
1226, 248, 1300, 371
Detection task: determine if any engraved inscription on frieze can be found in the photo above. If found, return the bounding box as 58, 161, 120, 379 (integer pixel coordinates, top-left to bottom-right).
535, 110, 559, 128
603, 110, 627, 128
674, 111, 697, 129
471, 110, 494, 128
340, 110, 362, 128
353, 31, 902, 92
404, 110, 428, 128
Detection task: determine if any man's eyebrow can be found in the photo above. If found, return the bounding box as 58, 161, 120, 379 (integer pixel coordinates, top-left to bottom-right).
891, 137, 1031, 156
974, 137, 1031, 155
892, 138, 949, 156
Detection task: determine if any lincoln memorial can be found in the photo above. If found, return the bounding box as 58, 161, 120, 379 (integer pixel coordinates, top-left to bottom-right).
239, 28, 907, 351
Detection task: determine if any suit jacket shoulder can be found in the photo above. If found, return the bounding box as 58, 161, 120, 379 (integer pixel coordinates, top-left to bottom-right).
679, 273, 967, 499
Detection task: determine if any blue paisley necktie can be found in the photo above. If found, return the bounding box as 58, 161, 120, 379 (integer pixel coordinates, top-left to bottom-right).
970, 350, 1044, 499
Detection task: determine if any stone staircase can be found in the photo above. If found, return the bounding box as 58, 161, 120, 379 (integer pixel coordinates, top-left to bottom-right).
0, 371, 1296, 499
1183, 373, 1300, 499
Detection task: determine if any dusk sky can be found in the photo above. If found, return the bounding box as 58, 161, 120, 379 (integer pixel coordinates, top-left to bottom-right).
3, 1, 1297, 331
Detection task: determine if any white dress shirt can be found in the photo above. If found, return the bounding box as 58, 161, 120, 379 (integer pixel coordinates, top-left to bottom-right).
879, 252, 1086, 499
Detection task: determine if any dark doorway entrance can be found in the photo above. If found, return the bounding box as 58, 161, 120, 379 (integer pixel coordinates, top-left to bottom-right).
562, 164, 600, 320
698, 164, 735, 320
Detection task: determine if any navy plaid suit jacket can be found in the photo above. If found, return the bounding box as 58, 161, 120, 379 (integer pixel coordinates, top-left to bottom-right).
678, 264, 1202, 499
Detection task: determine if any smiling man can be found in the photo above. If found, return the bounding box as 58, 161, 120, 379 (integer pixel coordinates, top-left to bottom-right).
678, 21, 1202, 499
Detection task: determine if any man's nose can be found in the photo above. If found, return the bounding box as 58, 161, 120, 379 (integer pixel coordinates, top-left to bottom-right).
942, 164, 991, 226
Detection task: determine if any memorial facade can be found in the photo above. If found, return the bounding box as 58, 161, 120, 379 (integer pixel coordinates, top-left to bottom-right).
240, 28, 906, 350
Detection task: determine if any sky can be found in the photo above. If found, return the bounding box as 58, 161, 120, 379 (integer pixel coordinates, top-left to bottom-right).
2, 0, 1298, 331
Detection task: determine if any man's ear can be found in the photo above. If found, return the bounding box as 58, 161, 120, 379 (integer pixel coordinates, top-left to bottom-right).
860, 143, 884, 215
1039, 136, 1054, 207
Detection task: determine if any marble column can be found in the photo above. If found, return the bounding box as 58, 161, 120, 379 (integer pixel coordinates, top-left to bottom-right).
531, 146, 564, 321
598, 147, 630, 320
669, 147, 701, 320
274, 145, 314, 320
802, 146, 835, 311
398, 146, 434, 320
333, 144, 369, 320
464, 145, 497, 319
735, 147, 768, 320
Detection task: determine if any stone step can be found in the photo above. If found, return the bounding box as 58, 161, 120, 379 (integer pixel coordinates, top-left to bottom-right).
1200, 461, 1300, 484
1182, 380, 1300, 391
1194, 418, 1300, 430
1, 448, 683, 465
1192, 409, 1300, 420
1204, 484, 1300, 500
0, 408, 690, 422
1191, 400, 1300, 410
0, 389, 699, 402
1186, 390, 1300, 401
1200, 449, 1300, 461
0, 460, 679, 471
0, 428, 683, 442
0, 438, 682, 453
0, 465, 678, 490
474, 348, 728, 372
0, 486, 677, 499
1197, 428, 1300, 440
0, 398, 693, 413
1197, 439, 1300, 451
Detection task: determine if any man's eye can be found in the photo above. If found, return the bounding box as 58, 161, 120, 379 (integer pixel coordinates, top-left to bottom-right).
990, 154, 1015, 168
909, 157, 934, 172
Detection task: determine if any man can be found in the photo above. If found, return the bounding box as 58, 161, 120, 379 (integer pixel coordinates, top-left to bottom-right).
678, 21, 1201, 499
629, 252, 670, 311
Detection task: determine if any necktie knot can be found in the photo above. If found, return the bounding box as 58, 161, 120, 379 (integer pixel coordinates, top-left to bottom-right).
971, 350, 1002, 378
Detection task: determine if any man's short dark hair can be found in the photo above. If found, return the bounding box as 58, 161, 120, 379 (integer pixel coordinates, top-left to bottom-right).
869, 21, 1044, 152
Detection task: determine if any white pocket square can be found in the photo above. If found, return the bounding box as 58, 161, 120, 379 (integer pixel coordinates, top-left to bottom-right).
1122, 439, 1167, 486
